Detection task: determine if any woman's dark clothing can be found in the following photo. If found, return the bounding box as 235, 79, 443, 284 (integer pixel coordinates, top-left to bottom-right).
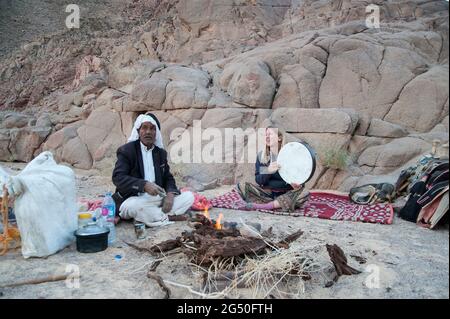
255, 151, 292, 198
236, 151, 309, 212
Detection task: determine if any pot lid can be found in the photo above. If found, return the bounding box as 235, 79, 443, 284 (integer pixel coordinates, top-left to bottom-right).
75, 223, 109, 237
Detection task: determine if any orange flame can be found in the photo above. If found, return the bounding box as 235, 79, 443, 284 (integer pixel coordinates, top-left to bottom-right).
203, 207, 210, 220
214, 213, 224, 230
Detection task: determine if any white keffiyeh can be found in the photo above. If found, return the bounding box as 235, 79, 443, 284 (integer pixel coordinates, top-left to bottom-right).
128, 114, 164, 149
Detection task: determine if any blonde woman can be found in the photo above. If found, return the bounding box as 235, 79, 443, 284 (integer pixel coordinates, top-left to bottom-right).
236, 127, 309, 212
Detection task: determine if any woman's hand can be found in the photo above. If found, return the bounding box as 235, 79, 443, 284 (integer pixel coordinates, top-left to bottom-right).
290, 183, 303, 190
267, 162, 281, 174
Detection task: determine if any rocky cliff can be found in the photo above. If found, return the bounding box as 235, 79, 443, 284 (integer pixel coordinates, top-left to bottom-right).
0, 0, 448, 191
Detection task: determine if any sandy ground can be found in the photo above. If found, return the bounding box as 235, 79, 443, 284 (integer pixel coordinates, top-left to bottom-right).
0, 162, 448, 299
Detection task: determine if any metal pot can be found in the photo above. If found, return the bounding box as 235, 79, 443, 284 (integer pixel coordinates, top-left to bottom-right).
74, 223, 109, 253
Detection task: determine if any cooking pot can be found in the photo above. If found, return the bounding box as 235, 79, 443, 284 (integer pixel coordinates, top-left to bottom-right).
75, 223, 109, 253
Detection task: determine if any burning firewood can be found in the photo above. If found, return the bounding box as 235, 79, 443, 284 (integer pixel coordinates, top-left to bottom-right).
149, 237, 183, 254
140, 213, 270, 266
192, 234, 268, 266
146, 214, 310, 267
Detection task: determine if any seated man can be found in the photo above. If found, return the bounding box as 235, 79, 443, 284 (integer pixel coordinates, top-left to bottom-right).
112, 114, 194, 227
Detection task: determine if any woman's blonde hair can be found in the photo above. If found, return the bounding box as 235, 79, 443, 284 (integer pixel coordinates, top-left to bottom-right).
260, 127, 286, 165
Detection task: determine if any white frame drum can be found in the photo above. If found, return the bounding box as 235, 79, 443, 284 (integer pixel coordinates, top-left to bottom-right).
277, 142, 317, 185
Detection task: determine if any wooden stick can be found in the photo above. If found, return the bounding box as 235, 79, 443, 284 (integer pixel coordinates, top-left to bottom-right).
149, 260, 162, 272
277, 229, 304, 245
0, 274, 70, 289
326, 244, 361, 279
147, 272, 171, 299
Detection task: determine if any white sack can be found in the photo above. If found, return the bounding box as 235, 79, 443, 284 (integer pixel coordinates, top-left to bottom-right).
3, 152, 78, 258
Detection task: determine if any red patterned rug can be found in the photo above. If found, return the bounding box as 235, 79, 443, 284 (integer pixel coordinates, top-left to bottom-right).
210, 189, 394, 225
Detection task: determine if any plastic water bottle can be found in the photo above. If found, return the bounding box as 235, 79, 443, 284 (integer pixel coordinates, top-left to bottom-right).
92, 208, 102, 223
102, 192, 116, 245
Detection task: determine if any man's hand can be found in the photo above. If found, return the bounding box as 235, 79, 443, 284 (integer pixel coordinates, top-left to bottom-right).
162, 193, 175, 214
267, 162, 281, 174
144, 182, 166, 196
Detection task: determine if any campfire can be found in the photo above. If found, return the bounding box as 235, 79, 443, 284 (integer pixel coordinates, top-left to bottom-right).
127, 211, 361, 298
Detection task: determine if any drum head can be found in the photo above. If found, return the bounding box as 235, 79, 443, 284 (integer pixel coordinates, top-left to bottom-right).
277, 142, 316, 185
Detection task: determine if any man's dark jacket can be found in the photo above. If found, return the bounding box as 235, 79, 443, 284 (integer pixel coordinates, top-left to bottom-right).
112, 140, 179, 213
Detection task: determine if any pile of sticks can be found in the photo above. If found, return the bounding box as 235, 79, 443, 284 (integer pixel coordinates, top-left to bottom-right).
129, 214, 361, 298
146, 214, 304, 266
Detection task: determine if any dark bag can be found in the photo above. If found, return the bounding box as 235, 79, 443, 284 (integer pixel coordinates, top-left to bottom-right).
349, 183, 395, 205
398, 161, 449, 223
395, 158, 447, 195
398, 182, 426, 222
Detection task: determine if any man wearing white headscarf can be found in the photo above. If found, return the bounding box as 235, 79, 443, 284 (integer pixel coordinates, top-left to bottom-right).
112, 114, 194, 227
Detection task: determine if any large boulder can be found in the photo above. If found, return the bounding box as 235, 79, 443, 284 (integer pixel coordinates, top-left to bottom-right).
201, 108, 246, 129
357, 137, 431, 174
8, 127, 52, 162
72, 106, 127, 171
159, 113, 188, 147
318, 36, 430, 119
1, 113, 34, 129
96, 89, 127, 109
159, 66, 211, 87
367, 119, 408, 138
108, 59, 165, 89
41, 121, 85, 165
271, 108, 359, 134
384, 66, 449, 132
167, 126, 238, 184
292, 133, 352, 156
201, 108, 272, 130
273, 44, 327, 109
221, 60, 276, 109
130, 77, 169, 110
61, 136, 93, 169
348, 135, 393, 160
163, 81, 211, 110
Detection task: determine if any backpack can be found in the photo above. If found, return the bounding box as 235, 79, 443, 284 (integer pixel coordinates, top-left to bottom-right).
398, 160, 449, 224
395, 157, 446, 195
